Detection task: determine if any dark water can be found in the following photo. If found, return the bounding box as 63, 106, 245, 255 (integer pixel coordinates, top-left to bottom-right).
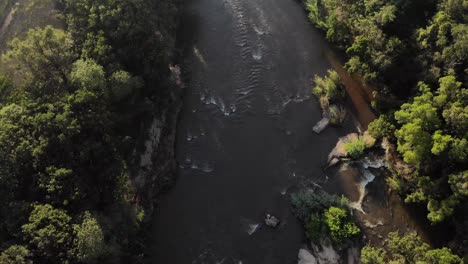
147, 0, 352, 262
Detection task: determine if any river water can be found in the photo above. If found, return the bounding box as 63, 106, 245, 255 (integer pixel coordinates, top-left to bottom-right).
146, 0, 354, 262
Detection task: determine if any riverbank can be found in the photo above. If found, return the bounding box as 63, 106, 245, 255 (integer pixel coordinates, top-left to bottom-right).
0, 0, 182, 262
297, 0, 467, 261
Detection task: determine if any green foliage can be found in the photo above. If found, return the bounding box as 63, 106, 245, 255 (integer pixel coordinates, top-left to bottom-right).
291, 191, 357, 248
390, 75, 467, 223
424, 248, 464, 264
387, 232, 429, 261
1, 26, 76, 91
290, 190, 345, 222
363, 232, 462, 263
323, 206, 360, 247
0, 245, 32, 264
109, 70, 143, 101
344, 136, 369, 159
427, 196, 459, 224
305, 213, 326, 242
329, 104, 346, 125
361, 245, 385, 264
368, 114, 395, 139
21, 204, 73, 262
0, 0, 179, 262
304, 0, 405, 85
418, 11, 468, 82
449, 171, 468, 197
311, 70, 348, 126
70, 59, 106, 92
304, 0, 467, 252
312, 70, 345, 103
73, 211, 107, 262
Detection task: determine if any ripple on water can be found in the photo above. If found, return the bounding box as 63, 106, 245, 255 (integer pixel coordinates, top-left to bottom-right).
191, 249, 243, 264
180, 158, 215, 173
241, 218, 262, 235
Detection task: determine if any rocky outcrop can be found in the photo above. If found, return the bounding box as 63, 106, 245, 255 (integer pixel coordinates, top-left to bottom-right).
131, 67, 184, 216
298, 249, 317, 264
326, 131, 376, 167
265, 214, 280, 228
313, 117, 330, 134
297, 241, 360, 264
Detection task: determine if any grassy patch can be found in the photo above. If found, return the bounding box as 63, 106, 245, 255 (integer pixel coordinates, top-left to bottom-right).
343, 136, 369, 159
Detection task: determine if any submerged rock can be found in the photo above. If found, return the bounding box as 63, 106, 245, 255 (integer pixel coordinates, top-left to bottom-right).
265, 214, 280, 228
313, 117, 330, 134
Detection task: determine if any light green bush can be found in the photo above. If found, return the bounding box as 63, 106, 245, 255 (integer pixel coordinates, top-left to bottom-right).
344, 136, 368, 159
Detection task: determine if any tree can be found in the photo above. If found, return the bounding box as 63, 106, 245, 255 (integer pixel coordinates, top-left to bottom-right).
1, 26, 76, 94
0, 245, 32, 264
70, 59, 106, 92
394, 82, 440, 166
344, 136, 369, 159
109, 70, 143, 101
323, 206, 360, 247
21, 204, 73, 262
361, 246, 385, 264
74, 211, 107, 262
312, 70, 345, 103
424, 248, 463, 264
361, 232, 462, 263
368, 114, 395, 139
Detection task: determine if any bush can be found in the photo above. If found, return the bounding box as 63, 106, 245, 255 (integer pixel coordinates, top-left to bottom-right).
329, 104, 346, 125
290, 190, 345, 222
312, 70, 345, 103
323, 206, 360, 247
291, 191, 358, 248
344, 136, 368, 159
368, 114, 395, 139
0, 245, 32, 264
305, 213, 326, 242
361, 246, 385, 264
362, 232, 463, 263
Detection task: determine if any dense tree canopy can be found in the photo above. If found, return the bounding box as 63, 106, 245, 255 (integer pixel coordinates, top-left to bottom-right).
361, 232, 463, 264
0, 0, 179, 262
305, 0, 467, 259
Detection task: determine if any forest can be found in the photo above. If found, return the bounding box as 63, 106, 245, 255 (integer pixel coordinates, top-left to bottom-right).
0, 0, 179, 263
304, 0, 467, 260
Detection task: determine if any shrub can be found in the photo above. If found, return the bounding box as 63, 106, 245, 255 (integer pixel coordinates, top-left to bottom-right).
305, 213, 326, 242
312, 70, 345, 103
329, 104, 346, 125
344, 136, 368, 159
0, 245, 32, 264
368, 114, 396, 139
290, 190, 343, 222
291, 191, 357, 248
361, 246, 385, 264
360, 232, 463, 263
323, 206, 360, 247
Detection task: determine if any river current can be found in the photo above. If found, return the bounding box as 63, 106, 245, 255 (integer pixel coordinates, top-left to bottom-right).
147, 0, 354, 262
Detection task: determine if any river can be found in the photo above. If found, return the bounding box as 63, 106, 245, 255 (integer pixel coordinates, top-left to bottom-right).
146, 0, 356, 262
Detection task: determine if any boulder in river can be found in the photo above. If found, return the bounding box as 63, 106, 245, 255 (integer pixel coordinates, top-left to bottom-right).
326, 131, 376, 167
265, 214, 280, 228
298, 248, 317, 264
313, 117, 330, 134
